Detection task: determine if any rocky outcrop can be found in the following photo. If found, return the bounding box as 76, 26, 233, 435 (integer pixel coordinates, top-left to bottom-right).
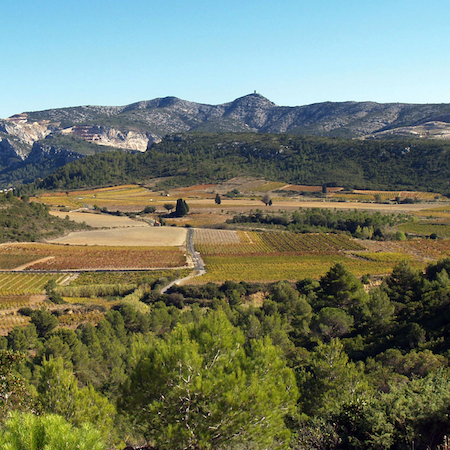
363, 121, 450, 140
26, 142, 84, 165
0, 117, 52, 146
60, 125, 160, 151
0, 137, 23, 160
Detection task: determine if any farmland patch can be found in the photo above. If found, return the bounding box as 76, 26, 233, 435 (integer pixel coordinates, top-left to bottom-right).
47, 226, 187, 246
50, 211, 149, 228
188, 254, 425, 284
195, 230, 364, 256
0, 243, 186, 270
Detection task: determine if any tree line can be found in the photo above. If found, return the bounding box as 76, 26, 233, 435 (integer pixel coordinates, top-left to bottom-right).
227, 207, 412, 239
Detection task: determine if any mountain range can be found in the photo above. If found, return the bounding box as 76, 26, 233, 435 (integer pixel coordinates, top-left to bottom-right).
2, 92, 450, 187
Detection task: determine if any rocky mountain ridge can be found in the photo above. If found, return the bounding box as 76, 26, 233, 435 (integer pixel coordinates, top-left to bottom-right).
1, 93, 450, 187
3, 93, 450, 155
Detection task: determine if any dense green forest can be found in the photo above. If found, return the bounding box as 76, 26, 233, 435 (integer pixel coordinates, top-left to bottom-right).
0, 192, 89, 242
3, 259, 450, 449
15, 133, 450, 195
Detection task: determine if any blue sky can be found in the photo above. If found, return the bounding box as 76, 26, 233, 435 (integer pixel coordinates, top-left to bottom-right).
2, 0, 450, 118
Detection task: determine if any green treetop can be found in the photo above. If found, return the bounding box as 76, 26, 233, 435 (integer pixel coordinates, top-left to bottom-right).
119, 309, 298, 450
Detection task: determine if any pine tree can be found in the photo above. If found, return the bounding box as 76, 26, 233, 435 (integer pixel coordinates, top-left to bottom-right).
120, 310, 297, 449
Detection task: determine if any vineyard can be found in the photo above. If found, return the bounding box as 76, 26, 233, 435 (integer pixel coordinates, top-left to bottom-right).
414, 205, 450, 219
0, 295, 41, 314
404, 239, 450, 259
0, 312, 31, 335
34, 184, 153, 209
253, 181, 287, 192
57, 310, 105, 327
71, 269, 191, 286
189, 229, 435, 284
353, 252, 414, 263
0, 273, 68, 296
194, 230, 365, 256
0, 243, 186, 270
189, 253, 425, 284
281, 184, 343, 193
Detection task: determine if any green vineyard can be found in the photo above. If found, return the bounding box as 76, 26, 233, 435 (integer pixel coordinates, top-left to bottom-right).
0, 273, 68, 296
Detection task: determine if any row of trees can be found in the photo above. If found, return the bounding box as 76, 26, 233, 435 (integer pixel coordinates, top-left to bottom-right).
228, 207, 410, 238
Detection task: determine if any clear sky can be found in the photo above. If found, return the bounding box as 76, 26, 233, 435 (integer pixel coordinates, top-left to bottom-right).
2, 0, 450, 118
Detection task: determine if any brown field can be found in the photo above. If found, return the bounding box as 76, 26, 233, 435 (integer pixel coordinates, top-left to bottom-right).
48, 226, 187, 246
0, 243, 187, 270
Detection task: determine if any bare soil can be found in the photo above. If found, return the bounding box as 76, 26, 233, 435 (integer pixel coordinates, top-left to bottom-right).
50, 211, 148, 228
47, 227, 187, 247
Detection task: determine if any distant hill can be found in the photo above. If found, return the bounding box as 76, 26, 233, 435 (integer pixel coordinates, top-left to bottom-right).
2, 93, 450, 187
17, 133, 450, 196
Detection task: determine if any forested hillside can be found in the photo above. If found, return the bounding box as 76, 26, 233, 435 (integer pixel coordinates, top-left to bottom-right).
0, 192, 89, 242
17, 133, 450, 196
2, 259, 450, 449
0, 135, 128, 188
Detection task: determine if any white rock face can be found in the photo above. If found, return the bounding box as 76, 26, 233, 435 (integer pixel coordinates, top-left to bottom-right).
1, 117, 51, 146
60, 125, 160, 151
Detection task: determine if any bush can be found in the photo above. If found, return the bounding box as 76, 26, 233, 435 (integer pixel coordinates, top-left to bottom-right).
0, 412, 106, 450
